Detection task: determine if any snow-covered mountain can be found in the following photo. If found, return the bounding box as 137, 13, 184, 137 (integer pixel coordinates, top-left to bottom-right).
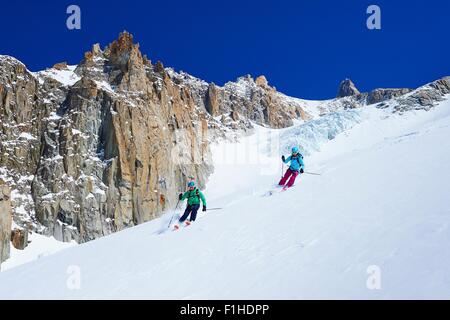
1, 32, 332, 249
0, 85, 449, 298
1, 32, 450, 294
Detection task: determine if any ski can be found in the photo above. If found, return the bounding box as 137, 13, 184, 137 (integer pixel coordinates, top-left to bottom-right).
262, 186, 282, 197
281, 185, 296, 192
263, 185, 296, 197
172, 220, 191, 231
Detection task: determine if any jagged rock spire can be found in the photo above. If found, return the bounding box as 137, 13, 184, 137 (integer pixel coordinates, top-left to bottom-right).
103, 31, 148, 91
255, 75, 269, 87
106, 31, 143, 69
337, 78, 360, 97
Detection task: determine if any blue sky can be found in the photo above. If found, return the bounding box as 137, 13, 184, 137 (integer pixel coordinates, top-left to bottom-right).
0, 0, 448, 99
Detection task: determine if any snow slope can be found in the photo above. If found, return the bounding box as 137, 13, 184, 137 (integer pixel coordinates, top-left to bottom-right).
1, 230, 76, 272
0, 98, 449, 299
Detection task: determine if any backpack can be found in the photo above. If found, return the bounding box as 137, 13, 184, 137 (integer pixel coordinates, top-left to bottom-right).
187, 188, 200, 202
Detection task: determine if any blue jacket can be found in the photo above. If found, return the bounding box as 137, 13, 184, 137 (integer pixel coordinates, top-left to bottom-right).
284, 155, 305, 172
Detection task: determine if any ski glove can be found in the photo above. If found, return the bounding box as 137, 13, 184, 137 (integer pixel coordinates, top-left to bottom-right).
178, 193, 183, 200
282, 155, 286, 162
300, 168, 304, 174
202, 206, 207, 212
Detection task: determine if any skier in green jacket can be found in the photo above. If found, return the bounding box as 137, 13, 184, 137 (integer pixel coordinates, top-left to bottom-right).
177, 180, 207, 227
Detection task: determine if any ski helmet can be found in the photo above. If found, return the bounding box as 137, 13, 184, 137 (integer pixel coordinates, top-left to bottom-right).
292, 146, 299, 154
187, 181, 195, 188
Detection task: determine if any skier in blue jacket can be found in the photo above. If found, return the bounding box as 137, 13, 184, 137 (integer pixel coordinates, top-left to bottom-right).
279, 146, 305, 189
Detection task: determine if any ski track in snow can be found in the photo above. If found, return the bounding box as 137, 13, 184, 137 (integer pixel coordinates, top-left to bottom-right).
1, 99, 450, 299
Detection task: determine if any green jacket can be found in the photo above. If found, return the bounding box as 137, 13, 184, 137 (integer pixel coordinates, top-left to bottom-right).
181, 188, 206, 206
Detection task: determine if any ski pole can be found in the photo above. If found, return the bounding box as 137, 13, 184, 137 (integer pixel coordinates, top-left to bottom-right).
206, 208, 222, 211
305, 171, 321, 176
167, 198, 181, 228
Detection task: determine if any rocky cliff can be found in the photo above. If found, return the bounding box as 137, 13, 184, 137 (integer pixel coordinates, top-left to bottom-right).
0, 32, 216, 243
166, 71, 311, 130
0, 32, 448, 247
334, 77, 450, 111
